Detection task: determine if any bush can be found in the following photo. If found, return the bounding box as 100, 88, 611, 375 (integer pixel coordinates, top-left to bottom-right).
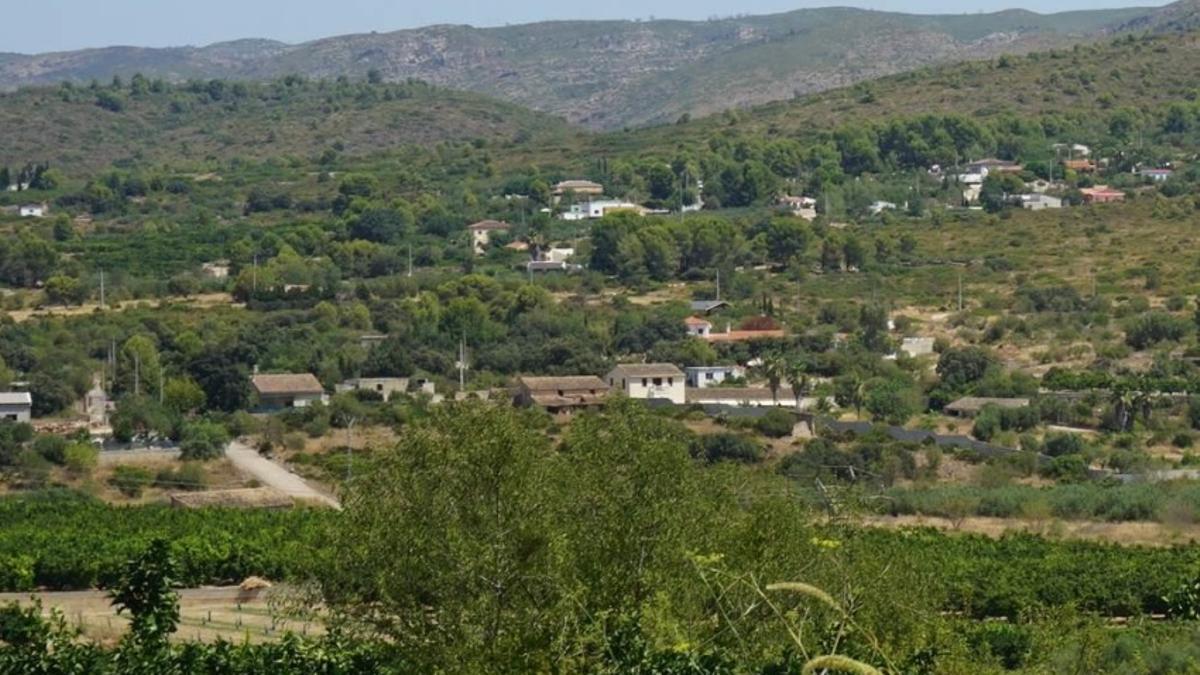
178, 421, 229, 461
1125, 312, 1189, 350
755, 409, 795, 438
690, 433, 765, 464
154, 463, 207, 491
1044, 432, 1085, 457
63, 443, 98, 477
109, 466, 153, 497
32, 435, 68, 465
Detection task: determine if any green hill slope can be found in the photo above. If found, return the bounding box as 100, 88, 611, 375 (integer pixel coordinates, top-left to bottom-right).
0, 78, 577, 172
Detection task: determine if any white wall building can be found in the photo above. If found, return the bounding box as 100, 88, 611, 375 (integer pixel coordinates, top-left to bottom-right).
560, 200, 644, 221
18, 203, 46, 218
606, 364, 686, 404
0, 392, 33, 422
684, 365, 745, 389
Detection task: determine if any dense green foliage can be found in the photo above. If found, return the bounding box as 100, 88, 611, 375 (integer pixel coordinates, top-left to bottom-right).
0, 491, 327, 590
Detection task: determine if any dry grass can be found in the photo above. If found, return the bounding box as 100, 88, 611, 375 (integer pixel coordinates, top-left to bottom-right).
0, 586, 322, 646
862, 514, 1200, 547
7, 293, 239, 323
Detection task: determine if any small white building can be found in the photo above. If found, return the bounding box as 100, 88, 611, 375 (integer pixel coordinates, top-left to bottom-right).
560, 200, 645, 221
868, 201, 897, 215
467, 220, 511, 255
335, 377, 410, 401
684, 365, 745, 389
0, 392, 32, 422
201, 261, 231, 279
18, 203, 47, 218
684, 316, 713, 338
1020, 193, 1063, 211
252, 373, 328, 410
606, 363, 686, 404
544, 247, 575, 263
899, 337, 936, 358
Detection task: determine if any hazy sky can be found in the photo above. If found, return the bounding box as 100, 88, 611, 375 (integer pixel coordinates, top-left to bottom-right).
3, 0, 1171, 54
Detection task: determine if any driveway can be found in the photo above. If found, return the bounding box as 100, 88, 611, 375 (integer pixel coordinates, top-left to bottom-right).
225, 441, 340, 509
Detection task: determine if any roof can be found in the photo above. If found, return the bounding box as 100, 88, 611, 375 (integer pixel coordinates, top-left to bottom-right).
690, 300, 729, 313
467, 219, 510, 231
684, 365, 741, 372
518, 376, 609, 392
944, 397, 1031, 413
0, 392, 31, 406
554, 179, 603, 191
686, 388, 786, 403
684, 316, 712, 327
705, 329, 786, 343
252, 373, 324, 396
608, 363, 685, 379
169, 487, 293, 509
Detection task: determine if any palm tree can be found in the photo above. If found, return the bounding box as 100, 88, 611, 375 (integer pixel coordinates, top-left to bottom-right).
756, 351, 788, 405
786, 358, 811, 411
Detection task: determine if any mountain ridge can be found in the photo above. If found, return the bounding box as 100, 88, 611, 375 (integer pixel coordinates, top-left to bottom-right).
0, 3, 1178, 129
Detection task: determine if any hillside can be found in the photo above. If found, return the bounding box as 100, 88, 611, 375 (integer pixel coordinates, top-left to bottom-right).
0, 78, 577, 172
623, 29, 1200, 151
0, 4, 1165, 130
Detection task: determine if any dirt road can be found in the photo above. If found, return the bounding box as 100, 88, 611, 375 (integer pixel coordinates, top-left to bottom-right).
225, 441, 340, 508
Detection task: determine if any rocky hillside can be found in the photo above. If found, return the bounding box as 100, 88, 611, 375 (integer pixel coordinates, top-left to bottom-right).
0, 4, 1171, 130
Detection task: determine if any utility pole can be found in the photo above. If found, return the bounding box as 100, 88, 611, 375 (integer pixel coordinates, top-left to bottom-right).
345, 416, 358, 485
955, 269, 964, 312
457, 336, 468, 392
252, 255, 258, 294
99, 269, 105, 309
715, 269, 721, 302
133, 352, 141, 398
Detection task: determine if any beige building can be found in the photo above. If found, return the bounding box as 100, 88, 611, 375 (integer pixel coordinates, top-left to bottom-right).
605, 364, 686, 404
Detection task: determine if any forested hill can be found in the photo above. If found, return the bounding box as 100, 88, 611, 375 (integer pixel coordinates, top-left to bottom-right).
624, 30, 1200, 152
0, 77, 578, 172
0, 4, 1168, 130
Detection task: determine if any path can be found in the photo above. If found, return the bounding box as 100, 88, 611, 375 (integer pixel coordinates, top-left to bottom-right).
225, 441, 340, 508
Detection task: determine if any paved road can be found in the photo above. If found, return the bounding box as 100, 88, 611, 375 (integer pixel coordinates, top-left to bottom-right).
225, 441, 340, 509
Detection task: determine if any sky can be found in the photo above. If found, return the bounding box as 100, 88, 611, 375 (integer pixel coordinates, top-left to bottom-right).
3, 0, 1174, 54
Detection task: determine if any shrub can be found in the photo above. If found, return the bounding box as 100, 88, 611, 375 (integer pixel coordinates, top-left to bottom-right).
109, 466, 153, 497
32, 435, 68, 465
178, 421, 229, 461
1125, 311, 1189, 349
690, 433, 765, 464
154, 463, 207, 491
755, 409, 795, 438
1044, 433, 1085, 457
63, 443, 98, 478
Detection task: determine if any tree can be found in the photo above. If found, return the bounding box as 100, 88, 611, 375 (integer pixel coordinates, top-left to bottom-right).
936, 346, 997, 392
863, 376, 921, 425
755, 351, 788, 404
178, 421, 229, 461
324, 402, 560, 671
162, 377, 206, 416
834, 373, 866, 418
110, 539, 179, 652
43, 275, 87, 306
764, 218, 810, 265
117, 336, 162, 399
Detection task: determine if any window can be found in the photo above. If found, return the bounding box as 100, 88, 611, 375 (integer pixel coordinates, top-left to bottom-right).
705, 372, 714, 380
642, 378, 647, 387
653, 377, 662, 386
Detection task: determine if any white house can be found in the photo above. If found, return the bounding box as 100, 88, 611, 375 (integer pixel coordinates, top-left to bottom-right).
684, 365, 745, 389
1020, 193, 1063, 211
685, 387, 798, 408
606, 363, 686, 404
18, 203, 47, 218
778, 195, 818, 220
467, 220, 511, 255
899, 337, 936, 358
335, 377, 410, 401
684, 316, 713, 337
560, 200, 645, 221
868, 201, 897, 215
0, 392, 32, 422
251, 373, 328, 410
545, 247, 575, 263
1137, 168, 1173, 182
